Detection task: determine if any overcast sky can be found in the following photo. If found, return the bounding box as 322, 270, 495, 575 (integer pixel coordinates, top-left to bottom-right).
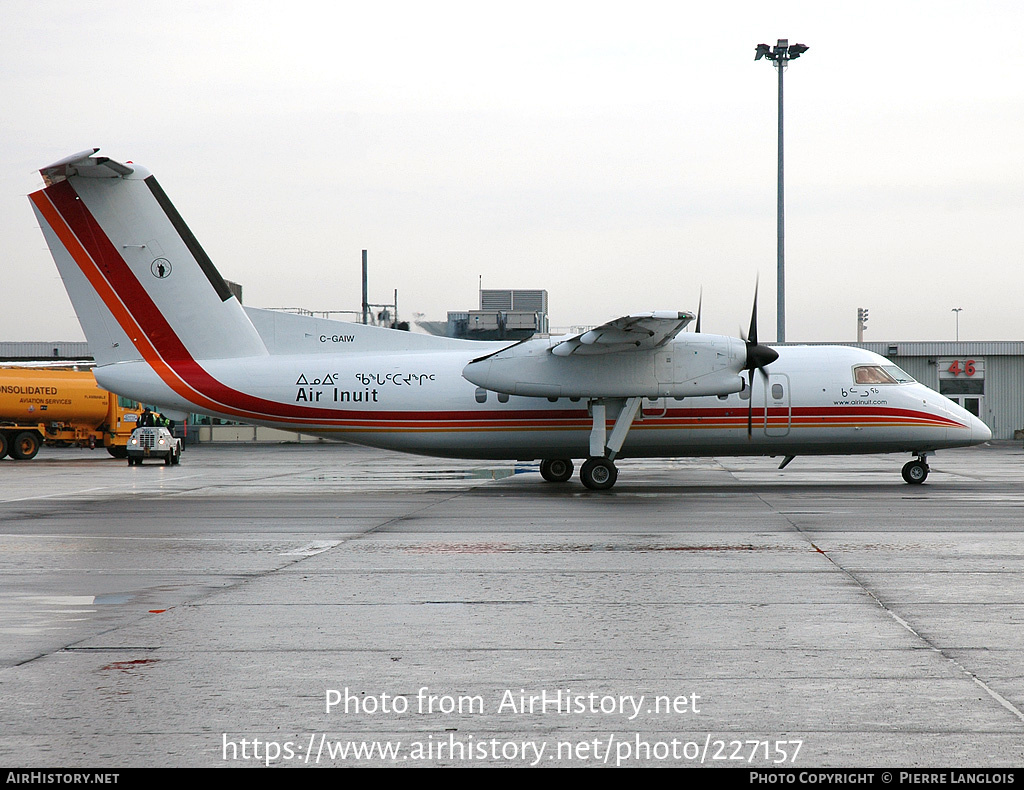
2, 0, 1022, 344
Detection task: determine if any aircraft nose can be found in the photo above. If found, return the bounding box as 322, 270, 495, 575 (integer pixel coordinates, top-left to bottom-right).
972, 414, 992, 444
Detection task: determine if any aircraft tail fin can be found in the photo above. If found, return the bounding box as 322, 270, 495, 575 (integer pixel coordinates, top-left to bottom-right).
30, 149, 267, 367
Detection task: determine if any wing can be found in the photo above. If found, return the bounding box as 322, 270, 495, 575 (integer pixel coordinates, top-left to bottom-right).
551, 311, 695, 357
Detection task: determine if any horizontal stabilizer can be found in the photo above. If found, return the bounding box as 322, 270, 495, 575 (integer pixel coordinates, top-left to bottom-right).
40, 148, 135, 185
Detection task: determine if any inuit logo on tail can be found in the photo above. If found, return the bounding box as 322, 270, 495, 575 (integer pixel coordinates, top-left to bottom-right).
151, 258, 172, 279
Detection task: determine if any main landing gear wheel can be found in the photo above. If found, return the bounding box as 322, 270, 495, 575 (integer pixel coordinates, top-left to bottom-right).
580, 457, 617, 491
902, 460, 929, 484
540, 458, 574, 483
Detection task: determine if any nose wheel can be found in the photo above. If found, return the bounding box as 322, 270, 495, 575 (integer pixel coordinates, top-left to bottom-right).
580, 457, 618, 490
902, 458, 930, 484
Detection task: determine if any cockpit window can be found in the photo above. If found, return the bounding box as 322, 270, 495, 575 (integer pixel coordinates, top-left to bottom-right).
882, 365, 915, 384
852, 365, 916, 384
853, 365, 898, 384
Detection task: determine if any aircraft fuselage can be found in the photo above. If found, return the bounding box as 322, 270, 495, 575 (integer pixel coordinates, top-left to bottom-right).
93, 340, 988, 461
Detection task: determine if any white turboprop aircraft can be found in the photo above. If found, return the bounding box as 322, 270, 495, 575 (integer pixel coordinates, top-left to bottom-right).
29, 149, 991, 489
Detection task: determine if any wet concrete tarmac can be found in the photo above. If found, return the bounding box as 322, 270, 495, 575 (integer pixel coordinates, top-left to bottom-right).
1, 441, 1022, 767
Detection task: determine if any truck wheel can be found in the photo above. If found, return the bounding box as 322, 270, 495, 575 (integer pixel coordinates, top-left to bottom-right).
0, 432, 8, 459
171, 446, 181, 465
10, 431, 41, 460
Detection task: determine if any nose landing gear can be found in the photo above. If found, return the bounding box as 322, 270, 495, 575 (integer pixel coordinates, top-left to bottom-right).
902, 456, 930, 484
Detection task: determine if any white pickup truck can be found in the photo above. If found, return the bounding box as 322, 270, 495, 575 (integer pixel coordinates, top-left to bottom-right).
126, 426, 182, 466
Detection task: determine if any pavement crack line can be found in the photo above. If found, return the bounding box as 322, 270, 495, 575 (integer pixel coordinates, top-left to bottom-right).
753, 491, 1024, 727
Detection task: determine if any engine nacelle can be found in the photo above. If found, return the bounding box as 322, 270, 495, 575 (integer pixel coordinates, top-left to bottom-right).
462, 333, 747, 399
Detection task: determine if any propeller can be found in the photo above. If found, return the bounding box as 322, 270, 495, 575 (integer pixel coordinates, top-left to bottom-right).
695, 289, 702, 334
739, 282, 779, 438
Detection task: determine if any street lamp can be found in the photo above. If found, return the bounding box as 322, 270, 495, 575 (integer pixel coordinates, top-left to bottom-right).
952, 307, 963, 341
755, 39, 809, 344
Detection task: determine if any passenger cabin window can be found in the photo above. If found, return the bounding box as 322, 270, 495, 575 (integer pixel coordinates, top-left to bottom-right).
475, 387, 488, 403
771, 383, 784, 400
853, 365, 899, 385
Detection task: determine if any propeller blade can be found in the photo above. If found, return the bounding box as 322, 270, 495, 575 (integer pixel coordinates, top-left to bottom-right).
747, 370, 754, 439
741, 279, 779, 373
695, 289, 703, 334
747, 281, 759, 347
740, 279, 777, 440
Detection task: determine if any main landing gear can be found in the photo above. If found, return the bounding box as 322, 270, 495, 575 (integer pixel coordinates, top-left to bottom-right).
902, 455, 930, 485
539, 458, 574, 483
539, 456, 619, 490
539, 397, 643, 491
580, 457, 617, 490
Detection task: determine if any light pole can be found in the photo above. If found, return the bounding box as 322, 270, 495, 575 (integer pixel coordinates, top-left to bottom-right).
952, 307, 963, 341
857, 307, 869, 343
756, 39, 809, 344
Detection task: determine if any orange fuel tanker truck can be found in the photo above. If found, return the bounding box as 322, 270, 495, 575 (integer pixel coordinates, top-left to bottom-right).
0, 369, 142, 460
